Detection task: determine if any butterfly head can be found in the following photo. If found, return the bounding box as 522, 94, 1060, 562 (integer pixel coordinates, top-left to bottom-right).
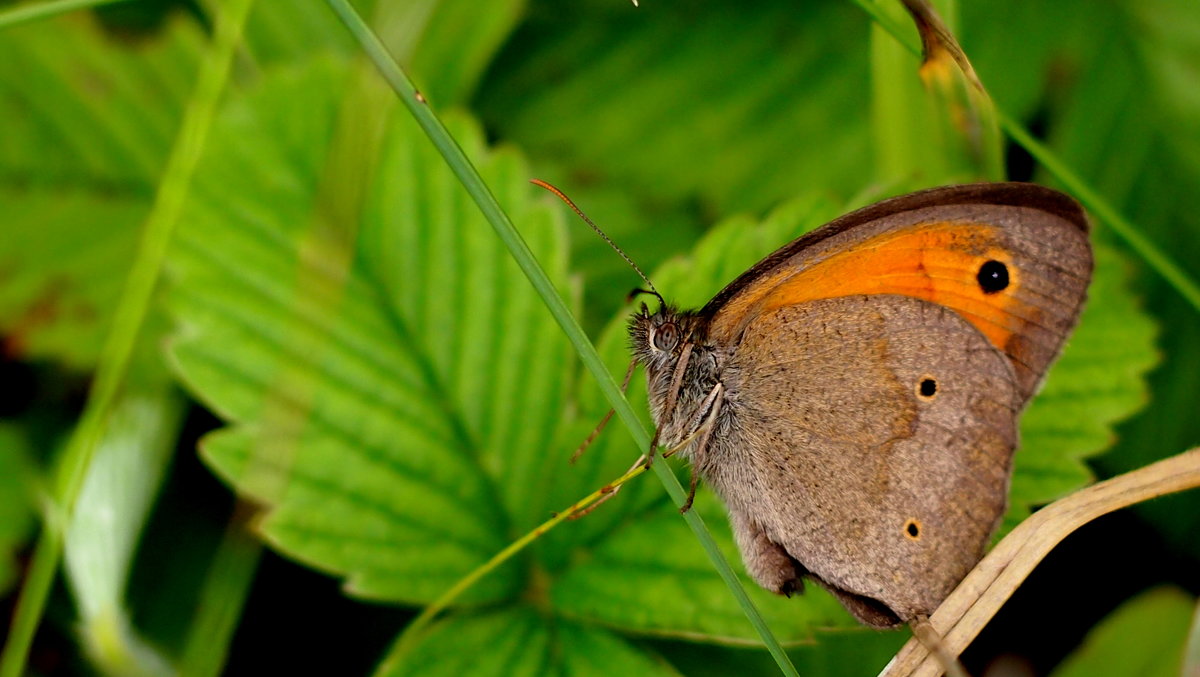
628, 302, 720, 440
629, 302, 697, 366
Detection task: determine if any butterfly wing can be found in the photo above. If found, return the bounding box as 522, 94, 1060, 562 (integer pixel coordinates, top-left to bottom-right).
710, 295, 1019, 625
699, 183, 1091, 624
704, 183, 1092, 400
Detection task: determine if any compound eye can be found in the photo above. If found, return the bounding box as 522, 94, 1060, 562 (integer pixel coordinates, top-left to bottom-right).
652, 322, 679, 351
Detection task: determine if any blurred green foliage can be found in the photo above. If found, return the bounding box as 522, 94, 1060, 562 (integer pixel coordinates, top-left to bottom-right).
1050, 587, 1196, 677
0, 0, 1196, 675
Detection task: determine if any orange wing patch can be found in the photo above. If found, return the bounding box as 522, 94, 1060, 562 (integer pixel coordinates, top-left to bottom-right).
709, 223, 1030, 351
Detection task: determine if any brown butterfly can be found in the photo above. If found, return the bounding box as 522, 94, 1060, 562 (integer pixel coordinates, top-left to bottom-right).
627, 183, 1091, 626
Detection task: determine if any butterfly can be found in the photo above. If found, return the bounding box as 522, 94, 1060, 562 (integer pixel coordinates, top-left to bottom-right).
626, 183, 1091, 626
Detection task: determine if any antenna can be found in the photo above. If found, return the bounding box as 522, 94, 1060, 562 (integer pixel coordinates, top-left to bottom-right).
530, 179, 664, 306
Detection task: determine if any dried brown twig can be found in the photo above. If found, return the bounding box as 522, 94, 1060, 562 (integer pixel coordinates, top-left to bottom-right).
883, 447, 1200, 677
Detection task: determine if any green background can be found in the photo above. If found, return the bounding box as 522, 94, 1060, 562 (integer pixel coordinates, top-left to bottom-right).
0, 0, 1196, 675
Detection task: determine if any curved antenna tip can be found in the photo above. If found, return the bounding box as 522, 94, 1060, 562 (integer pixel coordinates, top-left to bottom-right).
530, 178, 660, 299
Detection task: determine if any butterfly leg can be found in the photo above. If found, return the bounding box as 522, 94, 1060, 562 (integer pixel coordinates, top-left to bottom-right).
571, 358, 639, 464
728, 509, 804, 596
680, 466, 700, 514
671, 384, 725, 514
647, 343, 697, 469
568, 452, 647, 520
570, 380, 718, 519
661, 383, 725, 460
638, 428, 662, 472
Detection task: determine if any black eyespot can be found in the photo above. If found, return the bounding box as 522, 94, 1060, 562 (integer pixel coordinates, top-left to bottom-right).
904, 519, 921, 540
652, 322, 679, 351
918, 378, 937, 398
977, 260, 1009, 294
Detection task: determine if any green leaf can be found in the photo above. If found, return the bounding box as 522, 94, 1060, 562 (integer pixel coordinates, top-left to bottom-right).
0, 14, 204, 367
653, 629, 906, 676
383, 607, 680, 677
551, 491, 851, 645
553, 621, 681, 677
241, 1, 366, 66
1186, 596, 1200, 677
1050, 587, 1195, 677
245, 0, 523, 106
0, 424, 36, 595
387, 608, 552, 677
0, 188, 143, 367
0, 0, 525, 369
167, 56, 574, 606
477, 1, 872, 216
0, 13, 202, 187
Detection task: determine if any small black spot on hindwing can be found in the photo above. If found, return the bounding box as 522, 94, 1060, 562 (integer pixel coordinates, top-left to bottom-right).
904, 519, 922, 540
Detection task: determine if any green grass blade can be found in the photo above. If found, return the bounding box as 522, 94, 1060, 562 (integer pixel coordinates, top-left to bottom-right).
0, 1, 254, 675
0, 0, 130, 29
322, 1, 799, 674
178, 517, 263, 677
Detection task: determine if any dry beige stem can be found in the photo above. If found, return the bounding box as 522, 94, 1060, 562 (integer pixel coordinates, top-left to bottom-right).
882, 447, 1200, 677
